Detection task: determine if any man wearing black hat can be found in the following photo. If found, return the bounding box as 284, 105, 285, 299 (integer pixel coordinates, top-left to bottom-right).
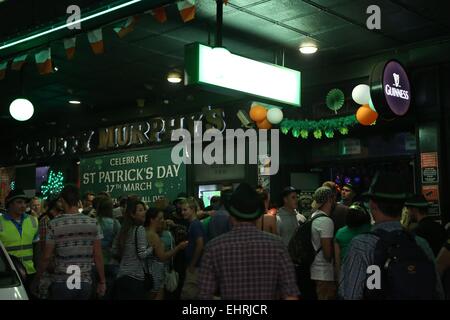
276, 186, 306, 247
405, 194, 447, 257
340, 183, 356, 207
339, 172, 444, 300
0, 189, 39, 291
198, 183, 299, 300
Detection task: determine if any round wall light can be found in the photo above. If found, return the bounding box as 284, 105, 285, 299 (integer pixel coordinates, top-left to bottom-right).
167, 70, 182, 83
299, 44, 318, 55
9, 98, 34, 121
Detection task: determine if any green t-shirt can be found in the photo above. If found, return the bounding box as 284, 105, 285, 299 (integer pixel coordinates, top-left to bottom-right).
335, 224, 372, 262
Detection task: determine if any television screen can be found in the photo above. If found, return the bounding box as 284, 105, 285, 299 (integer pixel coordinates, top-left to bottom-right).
202, 190, 221, 208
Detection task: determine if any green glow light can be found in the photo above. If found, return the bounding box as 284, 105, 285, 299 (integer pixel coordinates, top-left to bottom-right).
187, 43, 301, 107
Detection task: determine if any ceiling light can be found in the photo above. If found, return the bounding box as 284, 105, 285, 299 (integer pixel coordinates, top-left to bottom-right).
0, 0, 142, 51
299, 44, 318, 54
69, 100, 81, 104
167, 70, 182, 83
9, 98, 34, 121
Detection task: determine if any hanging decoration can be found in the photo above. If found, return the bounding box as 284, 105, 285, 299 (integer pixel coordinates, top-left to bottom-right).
10, 180, 15, 191
113, 16, 140, 38
0, 61, 7, 80
313, 130, 322, 139
326, 89, 345, 113
41, 170, 65, 200
300, 130, 308, 139
249, 105, 267, 122
266, 108, 284, 124
0, 1, 203, 81
356, 104, 378, 126
352, 84, 371, 105
281, 115, 358, 139
64, 37, 77, 60
325, 130, 334, 138
257, 119, 272, 130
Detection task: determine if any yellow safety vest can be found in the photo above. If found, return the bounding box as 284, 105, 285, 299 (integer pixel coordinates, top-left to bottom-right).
0, 213, 38, 274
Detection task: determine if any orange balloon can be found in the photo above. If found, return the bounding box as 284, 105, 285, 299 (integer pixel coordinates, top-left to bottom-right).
257, 119, 272, 129
356, 104, 378, 126
249, 105, 267, 122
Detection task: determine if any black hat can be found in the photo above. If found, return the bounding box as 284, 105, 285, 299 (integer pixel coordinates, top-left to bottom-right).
5, 189, 30, 207
404, 194, 429, 208
362, 171, 408, 201
281, 186, 299, 198
225, 183, 263, 220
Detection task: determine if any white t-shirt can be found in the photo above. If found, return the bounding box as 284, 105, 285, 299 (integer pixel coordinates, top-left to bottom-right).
310, 210, 334, 281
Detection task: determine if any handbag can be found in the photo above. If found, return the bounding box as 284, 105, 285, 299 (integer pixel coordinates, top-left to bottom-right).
134, 226, 154, 291
164, 239, 179, 292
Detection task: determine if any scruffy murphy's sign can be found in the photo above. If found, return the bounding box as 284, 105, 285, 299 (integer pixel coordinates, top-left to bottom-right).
15, 107, 226, 162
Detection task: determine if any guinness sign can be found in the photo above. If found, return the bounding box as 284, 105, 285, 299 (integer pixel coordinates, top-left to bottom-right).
370, 60, 411, 117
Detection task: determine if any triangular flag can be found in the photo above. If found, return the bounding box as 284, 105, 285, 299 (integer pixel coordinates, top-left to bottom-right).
114, 16, 139, 38
151, 7, 167, 23
64, 37, 76, 60
177, 0, 196, 22
87, 29, 104, 55
35, 48, 52, 75
0, 61, 7, 80
11, 54, 27, 71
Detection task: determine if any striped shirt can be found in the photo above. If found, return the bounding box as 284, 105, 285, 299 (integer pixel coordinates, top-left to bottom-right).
46, 213, 102, 283
198, 223, 299, 300
338, 221, 444, 300
115, 226, 152, 281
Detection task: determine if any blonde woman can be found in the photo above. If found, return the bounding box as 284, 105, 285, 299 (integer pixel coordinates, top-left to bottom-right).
180, 197, 206, 299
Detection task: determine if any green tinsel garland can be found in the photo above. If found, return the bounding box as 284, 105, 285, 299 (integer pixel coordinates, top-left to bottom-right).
281, 115, 358, 139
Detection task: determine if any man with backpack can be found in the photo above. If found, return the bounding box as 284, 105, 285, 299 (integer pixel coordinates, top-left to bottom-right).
288, 186, 336, 300
339, 171, 444, 300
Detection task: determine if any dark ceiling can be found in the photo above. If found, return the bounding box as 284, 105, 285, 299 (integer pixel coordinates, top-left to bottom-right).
1, 0, 450, 145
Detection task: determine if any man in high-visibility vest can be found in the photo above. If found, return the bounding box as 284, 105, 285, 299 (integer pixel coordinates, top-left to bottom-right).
0, 189, 39, 290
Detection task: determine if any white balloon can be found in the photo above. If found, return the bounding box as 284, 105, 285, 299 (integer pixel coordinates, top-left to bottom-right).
9, 98, 34, 121
267, 108, 283, 124
352, 84, 371, 105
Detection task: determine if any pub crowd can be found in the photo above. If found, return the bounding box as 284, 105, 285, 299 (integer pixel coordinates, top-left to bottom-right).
1, 171, 450, 300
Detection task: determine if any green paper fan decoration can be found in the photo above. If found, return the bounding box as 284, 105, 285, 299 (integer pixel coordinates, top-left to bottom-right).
326, 89, 345, 113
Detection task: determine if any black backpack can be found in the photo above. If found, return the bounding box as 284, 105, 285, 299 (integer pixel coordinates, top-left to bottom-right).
288, 213, 329, 268
364, 229, 436, 300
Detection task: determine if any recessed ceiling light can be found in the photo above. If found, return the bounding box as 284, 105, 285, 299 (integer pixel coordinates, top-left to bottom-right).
167, 70, 182, 83
299, 44, 318, 54
69, 100, 81, 104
